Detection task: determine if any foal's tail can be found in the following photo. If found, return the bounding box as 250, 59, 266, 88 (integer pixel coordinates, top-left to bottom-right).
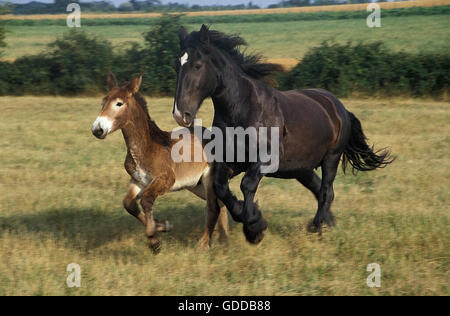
342, 111, 395, 174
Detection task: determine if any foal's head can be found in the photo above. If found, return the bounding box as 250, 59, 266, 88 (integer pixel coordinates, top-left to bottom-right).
92, 72, 143, 139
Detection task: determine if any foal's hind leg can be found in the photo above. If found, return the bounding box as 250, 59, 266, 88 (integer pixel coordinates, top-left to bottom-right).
217, 202, 229, 243
140, 174, 175, 254
312, 154, 340, 231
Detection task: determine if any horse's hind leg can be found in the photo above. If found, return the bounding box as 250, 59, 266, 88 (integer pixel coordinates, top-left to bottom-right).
312, 153, 340, 231
296, 169, 321, 201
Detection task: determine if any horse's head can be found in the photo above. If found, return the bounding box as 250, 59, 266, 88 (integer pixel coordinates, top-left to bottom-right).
173, 25, 219, 127
92, 72, 142, 139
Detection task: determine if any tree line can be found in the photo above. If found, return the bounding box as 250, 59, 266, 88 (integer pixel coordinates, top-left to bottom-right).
3, 0, 385, 15
0, 14, 447, 98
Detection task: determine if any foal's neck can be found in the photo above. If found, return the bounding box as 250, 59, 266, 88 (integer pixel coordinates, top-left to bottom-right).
121, 104, 160, 162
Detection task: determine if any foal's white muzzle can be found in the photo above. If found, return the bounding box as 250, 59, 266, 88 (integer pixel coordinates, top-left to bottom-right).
91, 116, 113, 139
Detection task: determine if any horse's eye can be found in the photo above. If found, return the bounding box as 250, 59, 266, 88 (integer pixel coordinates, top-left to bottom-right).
116, 102, 123, 107
194, 64, 202, 70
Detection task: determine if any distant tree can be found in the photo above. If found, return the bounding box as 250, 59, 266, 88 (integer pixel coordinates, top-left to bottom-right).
113, 14, 183, 94
53, 0, 79, 14
0, 6, 7, 56
46, 30, 114, 93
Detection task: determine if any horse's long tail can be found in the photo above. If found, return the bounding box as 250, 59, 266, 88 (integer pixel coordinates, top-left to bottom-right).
342, 111, 394, 174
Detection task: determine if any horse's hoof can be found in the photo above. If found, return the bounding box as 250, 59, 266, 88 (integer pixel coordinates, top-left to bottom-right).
149, 239, 162, 255
243, 218, 267, 245
307, 220, 325, 236
306, 220, 321, 234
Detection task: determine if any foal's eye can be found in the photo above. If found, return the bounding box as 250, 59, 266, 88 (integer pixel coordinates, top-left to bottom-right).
194, 64, 202, 70
116, 102, 123, 107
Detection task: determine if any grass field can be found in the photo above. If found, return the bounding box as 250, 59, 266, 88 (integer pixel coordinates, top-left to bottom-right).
0, 96, 448, 295
2, 14, 450, 65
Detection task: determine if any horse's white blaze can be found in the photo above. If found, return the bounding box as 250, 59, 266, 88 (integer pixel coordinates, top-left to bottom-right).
180, 52, 189, 66
92, 116, 113, 134
173, 102, 182, 117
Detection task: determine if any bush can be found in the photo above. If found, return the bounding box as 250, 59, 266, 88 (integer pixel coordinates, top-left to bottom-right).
112, 13, 183, 95
46, 30, 114, 94
280, 41, 450, 97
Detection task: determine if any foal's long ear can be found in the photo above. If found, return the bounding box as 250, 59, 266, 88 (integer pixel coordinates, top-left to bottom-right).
107, 71, 118, 90
127, 73, 143, 95
179, 26, 188, 44
199, 24, 209, 44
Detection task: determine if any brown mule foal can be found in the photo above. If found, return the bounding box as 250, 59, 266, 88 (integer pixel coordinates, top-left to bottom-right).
91, 72, 228, 254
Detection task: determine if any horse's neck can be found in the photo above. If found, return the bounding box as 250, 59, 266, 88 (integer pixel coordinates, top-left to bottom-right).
212, 70, 255, 126
121, 112, 155, 163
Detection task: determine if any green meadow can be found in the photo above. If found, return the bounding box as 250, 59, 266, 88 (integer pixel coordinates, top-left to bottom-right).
3, 15, 450, 62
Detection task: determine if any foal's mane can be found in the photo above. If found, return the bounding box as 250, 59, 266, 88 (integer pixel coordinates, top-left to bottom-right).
187, 28, 284, 82
132, 91, 172, 147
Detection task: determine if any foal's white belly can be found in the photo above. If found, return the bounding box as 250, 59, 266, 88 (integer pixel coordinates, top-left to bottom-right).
131, 166, 207, 193
170, 173, 203, 192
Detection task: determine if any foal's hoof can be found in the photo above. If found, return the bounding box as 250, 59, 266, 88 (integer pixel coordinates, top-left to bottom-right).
156, 220, 173, 232
195, 239, 211, 251
243, 218, 267, 245
148, 239, 162, 255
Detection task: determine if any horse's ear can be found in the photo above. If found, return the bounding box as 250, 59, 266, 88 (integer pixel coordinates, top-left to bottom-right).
107, 71, 118, 90
127, 73, 143, 95
179, 26, 188, 44
199, 24, 209, 44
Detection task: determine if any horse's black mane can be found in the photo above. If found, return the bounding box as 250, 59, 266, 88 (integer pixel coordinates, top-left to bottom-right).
133, 92, 172, 147
186, 28, 284, 81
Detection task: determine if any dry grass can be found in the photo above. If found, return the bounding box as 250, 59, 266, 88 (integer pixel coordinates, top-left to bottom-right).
0, 96, 448, 296
1, 0, 449, 20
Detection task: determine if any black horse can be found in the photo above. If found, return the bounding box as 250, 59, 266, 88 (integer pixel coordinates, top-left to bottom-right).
173, 25, 393, 244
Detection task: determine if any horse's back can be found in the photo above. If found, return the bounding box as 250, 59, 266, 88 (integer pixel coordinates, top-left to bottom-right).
274, 88, 349, 170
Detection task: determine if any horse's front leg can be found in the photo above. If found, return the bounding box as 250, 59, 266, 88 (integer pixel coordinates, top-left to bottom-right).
140, 174, 175, 254
240, 163, 267, 244
213, 162, 244, 223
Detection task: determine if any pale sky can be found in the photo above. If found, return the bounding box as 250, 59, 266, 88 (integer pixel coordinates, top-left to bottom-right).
4, 0, 282, 8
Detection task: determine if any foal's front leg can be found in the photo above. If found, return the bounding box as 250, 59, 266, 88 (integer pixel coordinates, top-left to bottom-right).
140, 174, 175, 254
123, 182, 173, 232
240, 163, 267, 244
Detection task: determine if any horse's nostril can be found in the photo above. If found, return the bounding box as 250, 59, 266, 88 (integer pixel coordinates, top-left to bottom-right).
183, 112, 192, 121
93, 127, 104, 137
